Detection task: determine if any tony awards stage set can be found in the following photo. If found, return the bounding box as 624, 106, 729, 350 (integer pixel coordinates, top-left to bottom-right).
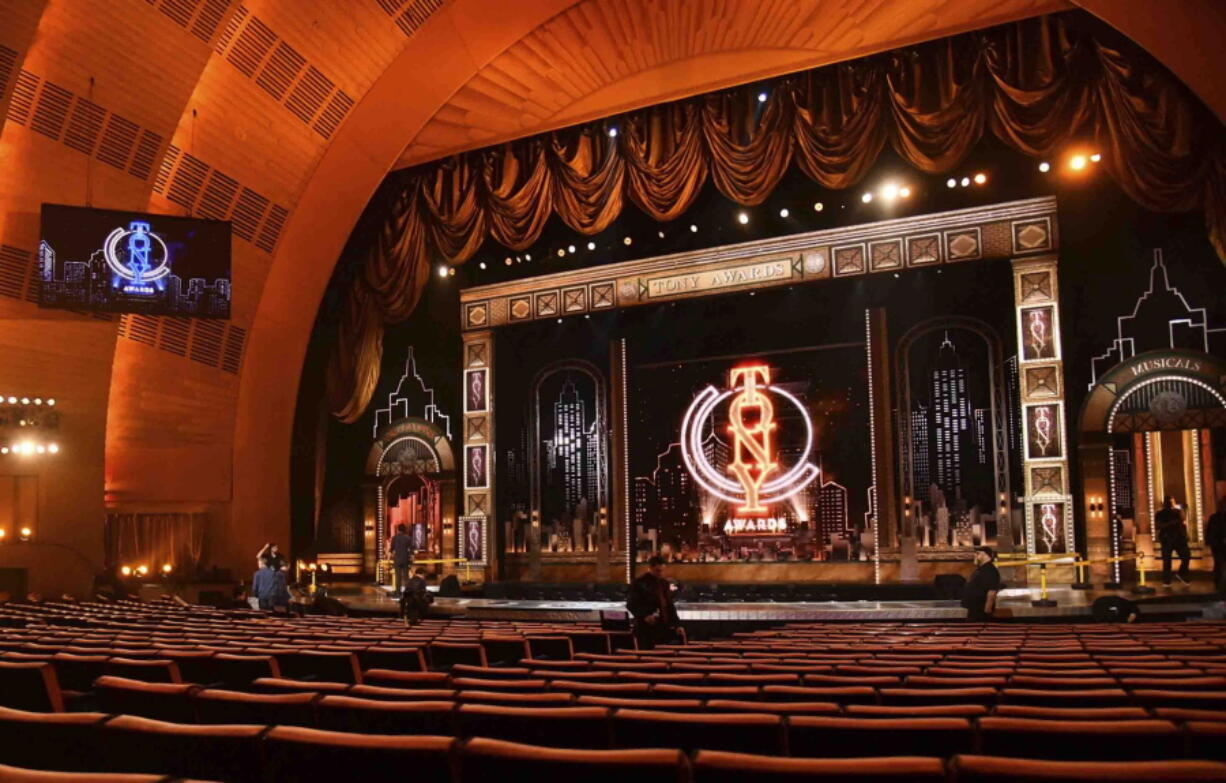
315, 192, 1226, 623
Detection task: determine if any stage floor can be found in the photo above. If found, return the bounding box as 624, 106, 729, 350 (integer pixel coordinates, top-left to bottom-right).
322, 583, 1220, 622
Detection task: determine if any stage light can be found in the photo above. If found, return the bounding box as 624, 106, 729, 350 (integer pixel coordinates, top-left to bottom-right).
162, 564, 173, 574
136, 565, 148, 576
47, 443, 57, 454
899, 186, 911, 198
779, 208, 789, 218
607, 127, 618, 138
861, 192, 873, 203
504, 258, 512, 266
556, 318, 563, 324
880, 183, 898, 201
0, 529, 5, 540
657, 230, 665, 239
35, 445, 44, 454
0, 448, 7, 454
20, 398, 28, 405
737, 212, 749, 224
567, 245, 575, 254
974, 173, 987, 185
690, 224, 698, 232
19, 527, 31, 541
1090, 152, 1101, 162
960, 177, 970, 187
33, 398, 41, 405
556, 248, 565, 257
623, 236, 632, 245
120, 566, 131, 576
587, 241, 596, 250
1069, 154, 1087, 170
524, 253, 531, 261
1039, 161, 1051, 172
757, 92, 767, 103
813, 202, 824, 211
20, 442, 32, 456
478, 262, 486, 270
437, 265, 448, 278
447, 268, 455, 277
946, 178, 956, 188
46, 399, 54, 406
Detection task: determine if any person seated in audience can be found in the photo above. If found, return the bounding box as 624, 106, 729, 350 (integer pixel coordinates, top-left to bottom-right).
962, 546, 1001, 621
628, 555, 680, 649
399, 567, 432, 626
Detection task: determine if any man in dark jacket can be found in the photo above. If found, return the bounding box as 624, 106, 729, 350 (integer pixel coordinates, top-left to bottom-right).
962, 546, 1002, 621
388, 523, 414, 596
627, 556, 680, 649
1205, 497, 1226, 592
1156, 496, 1191, 586
400, 567, 432, 626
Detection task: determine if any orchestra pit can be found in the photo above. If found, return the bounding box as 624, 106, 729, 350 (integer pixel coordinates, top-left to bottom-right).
2, 0, 1226, 780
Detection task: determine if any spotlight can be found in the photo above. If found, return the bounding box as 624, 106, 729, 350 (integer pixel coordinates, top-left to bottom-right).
567, 245, 575, 254
162, 564, 173, 574
737, 212, 749, 224
20, 398, 28, 405
0, 448, 7, 454
757, 92, 767, 103
587, 241, 596, 250
46, 399, 54, 406
946, 178, 956, 188
778, 208, 789, 218
960, 177, 970, 187
120, 566, 131, 577
48, 444, 58, 454
623, 236, 632, 245
607, 127, 618, 138
1069, 154, 1087, 170
437, 265, 448, 278
1090, 152, 1101, 162
861, 192, 873, 203
556, 318, 563, 324
690, 224, 698, 232
556, 248, 565, 257
899, 186, 911, 198
479, 262, 486, 270
19, 527, 31, 541
813, 202, 824, 212
657, 230, 664, 239
136, 565, 148, 576
524, 254, 530, 261
33, 399, 41, 405
880, 183, 898, 201
504, 258, 512, 266
973, 172, 987, 185
1039, 161, 1051, 173
19, 442, 32, 456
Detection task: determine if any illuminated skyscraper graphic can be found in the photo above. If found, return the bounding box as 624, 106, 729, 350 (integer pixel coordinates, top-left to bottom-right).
1110, 448, 1135, 516
817, 481, 849, 546
931, 333, 971, 502
973, 408, 988, 465
910, 401, 931, 491
546, 379, 593, 513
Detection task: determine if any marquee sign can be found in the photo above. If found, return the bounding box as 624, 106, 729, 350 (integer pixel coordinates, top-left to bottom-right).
680, 363, 819, 531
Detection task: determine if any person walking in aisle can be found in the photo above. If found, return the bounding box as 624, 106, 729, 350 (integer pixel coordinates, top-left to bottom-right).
627, 556, 680, 649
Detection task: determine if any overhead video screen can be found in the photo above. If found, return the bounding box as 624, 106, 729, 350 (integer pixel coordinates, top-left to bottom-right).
38, 204, 232, 318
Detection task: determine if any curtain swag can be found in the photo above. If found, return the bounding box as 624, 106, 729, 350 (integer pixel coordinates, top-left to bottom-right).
327, 12, 1226, 422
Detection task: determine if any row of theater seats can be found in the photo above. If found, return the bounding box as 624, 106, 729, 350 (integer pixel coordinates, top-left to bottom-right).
3, 704, 1226, 783
38, 675, 1226, 761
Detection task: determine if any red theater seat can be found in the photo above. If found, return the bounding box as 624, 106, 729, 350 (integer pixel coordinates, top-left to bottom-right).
1187, 721, 1226, 761
762, 685, 876, 704
361, 669, 451, 689
993, 705, 1151, 720
427, 642, 487, 670
788, 717, 973, 759
459, 737, 685, 783
705, 700, 839, 716
451, 664, 533, 679
102, 658, 181, 685
346, 684, 456, 701
0, 706, 109, 772
49, 653, 108, 693
950, 755, 1226, 782
314, 695, 454, 735
879, 688, 998, 707
458, 690, 574, 707
210, 654, 279, 688
0, 765, 167, 783
691, 750, 946, 782
455, 704, 611, 749
357, 646, 427, 673
576, 696, 701, 711
611, 709, 785, 755
261, 726, 453, 783
97, 714, 265, 783
93, 676, 198, 723
998, 688, 1130, 708
479, 638, 532, 666
192, 688, 317, 727
275, 650, 362, 684
0, 662, 64, 712
978, 717, 1182, 761
846, 704, 990, 719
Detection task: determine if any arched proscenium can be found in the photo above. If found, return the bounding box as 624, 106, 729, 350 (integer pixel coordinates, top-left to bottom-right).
679, 383, 819, 507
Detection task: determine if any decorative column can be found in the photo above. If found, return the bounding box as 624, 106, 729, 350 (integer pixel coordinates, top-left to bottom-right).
462, 331, 494, 580
1011, 254, 1075, 561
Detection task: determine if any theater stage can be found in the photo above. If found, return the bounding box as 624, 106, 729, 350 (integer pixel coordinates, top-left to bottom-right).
323, 583, 1221, 623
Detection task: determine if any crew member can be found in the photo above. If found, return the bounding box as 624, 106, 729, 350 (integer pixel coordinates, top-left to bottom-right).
1157, 496, 1191, 586
388, 523, 414, 596
400, 567, 432, 626
627, 555, 680, 649
1205, 497, 1226, 592
962, 546, 1001, 621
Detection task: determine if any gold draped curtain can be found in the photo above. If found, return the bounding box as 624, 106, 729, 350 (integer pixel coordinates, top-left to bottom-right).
327, 12, 1226, 422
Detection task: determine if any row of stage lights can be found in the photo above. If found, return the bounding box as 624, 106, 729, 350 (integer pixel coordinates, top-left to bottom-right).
440, 150, 1103, 278
1, 442, 60, 455
0, 527, 33, 542
2, 397, 55, 406
119, 563, 175, 578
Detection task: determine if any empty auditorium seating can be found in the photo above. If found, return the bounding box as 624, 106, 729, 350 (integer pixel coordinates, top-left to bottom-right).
262, 726, 453, 783
691, 750, 947, 782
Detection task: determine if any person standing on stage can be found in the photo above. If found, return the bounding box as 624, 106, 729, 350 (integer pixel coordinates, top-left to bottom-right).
1156, 495, 1191, 586
256, 543, 286, 572
388, 523, 414, 596
962, 546, 1001, 621
627, 555, 680, 649
1207, 498, 1226, 593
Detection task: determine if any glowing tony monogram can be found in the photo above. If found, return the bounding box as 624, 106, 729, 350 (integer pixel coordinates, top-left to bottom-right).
725, 365, 779, 514
680, 362, 820, 515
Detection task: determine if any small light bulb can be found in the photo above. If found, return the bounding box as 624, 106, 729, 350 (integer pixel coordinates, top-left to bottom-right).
1039, 161, 1050, 173
162, 564, 173, 574
587, 242, 596, 250
881, 183, 898, 201
567, 245, 575, 254
946, 178, 956, 188
33, 399, 41, 406
757, 92, 767, 103
556, 318, 563, 324
19, 527, 31, 539
46, 399, 54, 406
120, 566, 131, 576
20, 398, 28, 405
556, 248, 565, 257
899, 186, 911, 198
35, 445, 45, 454
437, 265, 448, 278
524, 254, 530, 261
974, 172, 987, 185
607, 127, 618, 138
737, 212, 749, 224
813, 202, 824, 212
623, 237, 632, 246
479, 262, 486, 270
447, 268, 455, 277
48, 444, 58, 454
960, 177, 970, 187
690, 224, 698, 233
861, 192, 873, 203
504, 258, 512, 266
657, 230, 664, 239
778, 208, 789, 218
1090, 153, 1101, 162
1070, 154, 1087, 170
